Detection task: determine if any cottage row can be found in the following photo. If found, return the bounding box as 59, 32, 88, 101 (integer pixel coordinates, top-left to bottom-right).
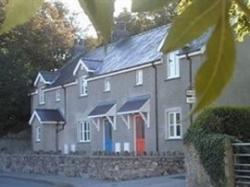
29, 26, 250, 154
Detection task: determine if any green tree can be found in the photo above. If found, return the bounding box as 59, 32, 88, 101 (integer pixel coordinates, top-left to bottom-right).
0, 1, 76, 135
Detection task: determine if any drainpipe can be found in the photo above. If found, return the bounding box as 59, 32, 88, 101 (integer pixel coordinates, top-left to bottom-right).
152, 63, 159, 153
55, 85, 67, 151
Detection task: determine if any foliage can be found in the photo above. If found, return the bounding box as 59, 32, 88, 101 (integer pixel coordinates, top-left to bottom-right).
114, 7, 176, 36
185, 106, 250, 186
192, 107, 250, 140
78, 0, 114, 42
0, 0, 43, 34
0, 2, 76, 135
185, 129, 229, 187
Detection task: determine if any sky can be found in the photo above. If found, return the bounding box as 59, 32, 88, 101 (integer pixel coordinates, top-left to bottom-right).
55, 0, 132, 37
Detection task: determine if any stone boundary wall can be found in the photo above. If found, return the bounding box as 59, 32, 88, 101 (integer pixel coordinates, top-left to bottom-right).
0, 153, 185, 181
0, 138, 31, 153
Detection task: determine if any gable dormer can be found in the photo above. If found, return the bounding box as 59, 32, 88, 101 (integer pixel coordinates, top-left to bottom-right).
73, 59, 102, 77
33, 71, 58, 87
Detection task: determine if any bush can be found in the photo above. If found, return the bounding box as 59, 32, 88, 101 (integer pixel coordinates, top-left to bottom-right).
185, 106, 250, 187
192, 107, 250, 141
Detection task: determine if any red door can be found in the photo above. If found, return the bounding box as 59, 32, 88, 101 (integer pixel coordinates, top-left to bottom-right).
135, 115, 145, 155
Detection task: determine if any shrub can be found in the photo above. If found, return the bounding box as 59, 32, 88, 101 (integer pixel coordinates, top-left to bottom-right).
192, 107, 250, 141
185, 106, 250, 187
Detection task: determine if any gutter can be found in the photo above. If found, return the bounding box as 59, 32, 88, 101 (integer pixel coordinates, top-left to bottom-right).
152, 63, 159, 152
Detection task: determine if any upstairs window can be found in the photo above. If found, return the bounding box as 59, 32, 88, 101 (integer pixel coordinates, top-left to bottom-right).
36, 127, 41, 142
39, 88, 45, 105
56, 90, 60, 102
136, 70, 143, 85
80, 76, 88, 96
79, 121, 91, 143
167, 51, 180, 79
104, 78, 111, 92
165, 108, 182, 139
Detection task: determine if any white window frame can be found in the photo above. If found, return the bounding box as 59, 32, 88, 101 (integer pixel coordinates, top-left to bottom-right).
79, 121, 91, 143
80, 76, 88, 96
167, 51, 180, 79
39, 87, 45, 105
165, 108, 182, 139
56, 89, 60, 102
36, 127, 41, 142
136, 70, 143, 85
104, 78, 111, 92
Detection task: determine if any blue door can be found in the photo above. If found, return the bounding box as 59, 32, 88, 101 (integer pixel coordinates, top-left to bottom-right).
104, 120, 112, 153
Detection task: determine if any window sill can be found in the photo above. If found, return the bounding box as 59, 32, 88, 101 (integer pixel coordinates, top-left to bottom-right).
78, 141, 91, 144
80, 94, 88, 98
165, 137, 182, 141
135, 84, 143, 87
103, 90, 111, 93
165, 76, 181, 81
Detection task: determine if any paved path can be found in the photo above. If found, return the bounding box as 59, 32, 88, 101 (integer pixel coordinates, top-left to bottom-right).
0, 173, 185, 187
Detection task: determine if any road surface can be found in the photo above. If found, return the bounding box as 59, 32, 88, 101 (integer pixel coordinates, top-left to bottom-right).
0, 176, 54, 187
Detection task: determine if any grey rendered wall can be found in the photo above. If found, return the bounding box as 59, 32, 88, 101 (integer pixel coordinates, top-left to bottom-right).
157, 38, 250, 153
31, 81, 65, 151
157, 54, 204, 153
32, 118, 56, 151
216, 38, 250, 106
65, 66, 157, 153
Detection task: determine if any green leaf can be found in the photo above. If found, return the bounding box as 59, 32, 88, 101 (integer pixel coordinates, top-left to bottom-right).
132, 0, 171, 12
78, 0, 114, 41
161, 0, 223, 53
0, 0, 43, 34
194, 1, 235, 113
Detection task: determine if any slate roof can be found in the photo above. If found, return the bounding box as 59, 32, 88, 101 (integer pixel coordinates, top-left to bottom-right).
46, 55, 82, 88
118, 95, 150, 113
88, 102, 116, 117
40, 71, 59, 83
37, 25, 209, 89
35, 109, 65, 123
83, 25, 169, 75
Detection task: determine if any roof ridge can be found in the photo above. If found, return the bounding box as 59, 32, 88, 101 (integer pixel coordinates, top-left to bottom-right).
87, 24, 170, 53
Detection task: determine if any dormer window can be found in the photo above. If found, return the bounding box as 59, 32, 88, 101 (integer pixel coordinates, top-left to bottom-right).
104, 78, 111, 92
56, 90, 60, 102
80, 76, 88, 96
136, 70, 143, 85
167, 51, 180, 79
39, 88, 45, 105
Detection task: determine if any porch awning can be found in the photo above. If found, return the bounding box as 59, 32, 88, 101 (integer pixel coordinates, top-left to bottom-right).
117, 95, 150, 129
88, 102, 116, 131
117, 95, 150, 115
88, 102, 116, 118
29, 109, 65, 125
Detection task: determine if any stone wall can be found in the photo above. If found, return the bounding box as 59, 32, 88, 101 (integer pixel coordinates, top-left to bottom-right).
0, 129, 31, 153
0, 153, 185, 181
184, 143, 213, 187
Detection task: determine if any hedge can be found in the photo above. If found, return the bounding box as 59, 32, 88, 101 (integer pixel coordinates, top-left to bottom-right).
185, 106, 250, 187
191, 106, 250, 141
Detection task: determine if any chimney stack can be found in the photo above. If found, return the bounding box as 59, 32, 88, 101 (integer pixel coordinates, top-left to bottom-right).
112, 21, 129, 42
72, 38, 85, 56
